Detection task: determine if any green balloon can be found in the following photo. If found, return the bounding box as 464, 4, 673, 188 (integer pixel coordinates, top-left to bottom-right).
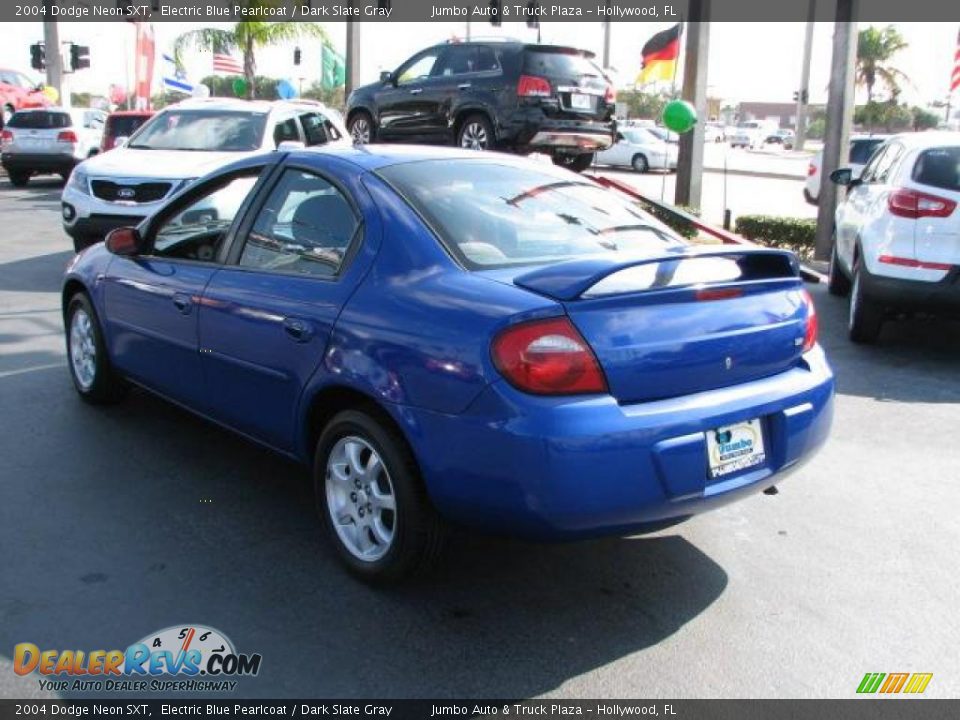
661, 99, 698, 134
232, 77, 248, 97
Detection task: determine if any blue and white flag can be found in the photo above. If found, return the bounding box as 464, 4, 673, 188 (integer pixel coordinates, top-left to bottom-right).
162, 53, 194, 94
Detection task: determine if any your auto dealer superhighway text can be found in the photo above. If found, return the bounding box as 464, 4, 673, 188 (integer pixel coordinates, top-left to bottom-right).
158, 706, 391, 716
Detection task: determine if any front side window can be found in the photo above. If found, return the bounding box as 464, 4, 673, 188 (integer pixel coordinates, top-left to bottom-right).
239, 169, 359, 278
380, 160, 681, 269
128, 110, 267, 152
152, 173, 260, 261
849, 138, 884, 165
396, 51, 440, 85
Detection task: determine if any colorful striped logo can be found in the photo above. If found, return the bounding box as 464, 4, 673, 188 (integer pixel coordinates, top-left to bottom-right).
857, 672, 933, 694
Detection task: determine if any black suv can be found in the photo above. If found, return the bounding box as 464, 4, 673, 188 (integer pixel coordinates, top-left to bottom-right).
345, 41, 616, 172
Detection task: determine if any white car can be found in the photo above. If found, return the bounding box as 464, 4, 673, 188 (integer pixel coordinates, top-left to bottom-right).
703, 122, 725, 142
829, 132, 960, 342
61, 98, 348, 253
595, 127, 678, 172
1, 107, 104, 186
728, 121, 768, 149
805, 134, 888, 204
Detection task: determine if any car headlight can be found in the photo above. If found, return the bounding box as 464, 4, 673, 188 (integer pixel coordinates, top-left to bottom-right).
66, 168, 90, 196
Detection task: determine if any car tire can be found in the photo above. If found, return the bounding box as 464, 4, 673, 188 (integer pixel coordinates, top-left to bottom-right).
66, 293, 128, 404
348, 111, 376, 145
827, 238, 851, 297
457, 113, 494, 151
8, 171, 29, 187
314, 409, 446, 584
803, 188, 818, 205
631, 154, 649, 173
553, 152, 594, 173
848, 261, 883, 344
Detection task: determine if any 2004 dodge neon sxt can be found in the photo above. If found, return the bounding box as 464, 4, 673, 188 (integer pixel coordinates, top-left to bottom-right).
61, 145, 834, 582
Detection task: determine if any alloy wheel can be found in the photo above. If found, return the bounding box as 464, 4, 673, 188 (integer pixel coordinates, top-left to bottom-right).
460, 122, 488, 150
69, 309, 97, 391
351, 118, 371, 144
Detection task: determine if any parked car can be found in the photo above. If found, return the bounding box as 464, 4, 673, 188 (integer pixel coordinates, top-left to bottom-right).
764, 129, 795, 149
61, 98, 347, 253
595, 126, 678, 172
728, 121, 769, 149
0, 68, 51, 126
100, 110, 155, 152
62, 145, 833, 582
828, 132, 960, 342
345, 40, 616, 172
1, 107, 104, 186
703, 122, 725, 142
805, 134, 888, 204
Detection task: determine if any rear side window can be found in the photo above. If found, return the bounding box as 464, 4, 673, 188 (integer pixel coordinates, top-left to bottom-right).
7, 112, 71, 129
849, 139, 883, 165
523, 49, 603, 79
912, 147, 960, 192
379, 160, 680, 269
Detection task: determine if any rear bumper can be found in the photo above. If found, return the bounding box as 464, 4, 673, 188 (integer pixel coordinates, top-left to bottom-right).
500, 109, 615, 153
404, 347, 834, 539
527, 129, 615, 152
2, 152, 77, 174
861, 263, 960, 316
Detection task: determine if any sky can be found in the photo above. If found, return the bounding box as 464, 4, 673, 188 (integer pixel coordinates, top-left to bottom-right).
0, 21, 957, 107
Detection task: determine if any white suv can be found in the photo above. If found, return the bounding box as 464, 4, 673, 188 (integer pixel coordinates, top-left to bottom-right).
62, 98, 347, 252
829, 132, 960, 342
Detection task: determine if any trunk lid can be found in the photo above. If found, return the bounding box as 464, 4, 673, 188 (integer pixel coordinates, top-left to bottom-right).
507, 248, 810, 404
908, 145, 960, 268
521, 46, 612, 121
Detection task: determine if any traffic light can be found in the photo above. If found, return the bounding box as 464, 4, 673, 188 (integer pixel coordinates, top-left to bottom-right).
526, 0, 539, 28
70, 44, 90, 71
293, 47, 301, 66
30, 43, 45, 72
794, 89, 810, 103
489, 0, 501, 26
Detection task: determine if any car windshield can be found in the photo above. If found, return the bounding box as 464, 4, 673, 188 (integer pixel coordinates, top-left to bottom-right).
913, 147, 960, 192
127, 110, 267, 151
7, 111, 71, 129
379, 160, 681, 269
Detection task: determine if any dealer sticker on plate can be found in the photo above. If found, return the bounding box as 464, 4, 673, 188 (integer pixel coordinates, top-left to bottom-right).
570, 93, 593, 110
706, 418, 766, 478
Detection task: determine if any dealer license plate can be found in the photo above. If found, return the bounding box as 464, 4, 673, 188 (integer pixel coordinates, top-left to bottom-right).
570, 93, 593, 110
706, 418, 766, 478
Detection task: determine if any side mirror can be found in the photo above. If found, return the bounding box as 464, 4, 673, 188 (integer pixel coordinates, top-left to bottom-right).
380, 70, 394, 84
113, 136, 129, 148
829, 167, 854, 186
105, 227, 143, 256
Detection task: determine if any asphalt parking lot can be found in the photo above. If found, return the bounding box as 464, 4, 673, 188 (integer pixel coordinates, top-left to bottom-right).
1, 175, 959, 700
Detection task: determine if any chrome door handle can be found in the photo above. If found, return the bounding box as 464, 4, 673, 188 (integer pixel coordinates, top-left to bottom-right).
172, 293, 192, 314
458, 83, 472, 90
282, 317, 313, 343
409, 88, 423, 95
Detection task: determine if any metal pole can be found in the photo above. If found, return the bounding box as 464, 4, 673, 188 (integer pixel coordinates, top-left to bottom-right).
344, 21, 362, 98
794, 0, 816, 151
602, 10, 611, 68
42, 12, 62, 103
466, 21, 471, 41
814, 0, 858, 261
675, 0, 710, 210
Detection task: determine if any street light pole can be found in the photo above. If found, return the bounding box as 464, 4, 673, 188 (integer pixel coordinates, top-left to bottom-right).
344, 20, 362, 99
42, 10, 62, 102
794, 0, 816, 151
602, 12, 611, 69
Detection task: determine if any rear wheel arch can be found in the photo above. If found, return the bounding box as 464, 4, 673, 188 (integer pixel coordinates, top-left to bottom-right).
347, 107, 376, 129
453, 107, 494, 138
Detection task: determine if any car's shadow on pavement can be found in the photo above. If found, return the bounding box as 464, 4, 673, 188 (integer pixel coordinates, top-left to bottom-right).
0, 176, 65, 205
0, 366, 728, 699
0, 251, 74, 293
810, 283, 960, 404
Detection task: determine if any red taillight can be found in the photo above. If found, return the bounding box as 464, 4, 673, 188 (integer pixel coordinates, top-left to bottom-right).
807, 163, 817, 177
492, 317, 607, 395
57, 130, 78, 144
878, 255, 953, 271
801, 289, 818, 353
604, 85, 616, 103
517, 74, 552, 98
0, 130, 12, 146
695, 287, 743, 302
887, 188, 956, 219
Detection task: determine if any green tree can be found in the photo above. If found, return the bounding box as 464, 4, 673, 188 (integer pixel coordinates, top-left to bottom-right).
911, 106, 940, 131
174, 17, 328, 100
856, 25, 909, 103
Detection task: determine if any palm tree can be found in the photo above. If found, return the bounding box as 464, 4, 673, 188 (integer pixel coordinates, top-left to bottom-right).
856, 25, 909, 103
174, 20, 328, 100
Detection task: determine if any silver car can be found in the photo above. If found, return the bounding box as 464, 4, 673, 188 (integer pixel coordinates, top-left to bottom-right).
595, 127, 678, 173
1, 107, 104, 186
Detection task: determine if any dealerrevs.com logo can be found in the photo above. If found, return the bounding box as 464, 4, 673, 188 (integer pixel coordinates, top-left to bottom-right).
13, 625, 262, 693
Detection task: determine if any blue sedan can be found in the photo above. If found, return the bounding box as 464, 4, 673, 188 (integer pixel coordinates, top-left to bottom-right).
62, 145, 834, 582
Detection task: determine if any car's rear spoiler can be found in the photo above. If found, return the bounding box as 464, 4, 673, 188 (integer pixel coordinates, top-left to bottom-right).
587, 174, 825, 284
514, 246, 800, 301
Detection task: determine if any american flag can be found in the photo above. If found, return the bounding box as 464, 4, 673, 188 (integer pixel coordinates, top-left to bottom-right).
953, 28, 960, 93
213, 53, 244, 75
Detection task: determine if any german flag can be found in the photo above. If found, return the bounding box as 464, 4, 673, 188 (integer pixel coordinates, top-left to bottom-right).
637, 23, 682, 84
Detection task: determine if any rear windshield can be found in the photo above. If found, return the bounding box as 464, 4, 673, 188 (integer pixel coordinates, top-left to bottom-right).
849, 138, 884, 164
107, 115, 151, 137
523, 49, 603, 79
127, 110, 266, 151
379, 160, 682, 269
912, 147, 960, 192
7, 111, 71, 129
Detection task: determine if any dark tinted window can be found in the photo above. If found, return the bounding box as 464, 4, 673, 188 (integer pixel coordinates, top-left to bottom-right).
913, 147, 960, 192
380, 160, 679, 269
523, 49, 603, 79
240, 169, 358, 277
299, 112, 341, 145
434, 46, 502, 76
849, 138, 884, 165
7, 111, 71, 129
106, 115, 151, 138
128, 110, 267, 151
273, 117, 301, 146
